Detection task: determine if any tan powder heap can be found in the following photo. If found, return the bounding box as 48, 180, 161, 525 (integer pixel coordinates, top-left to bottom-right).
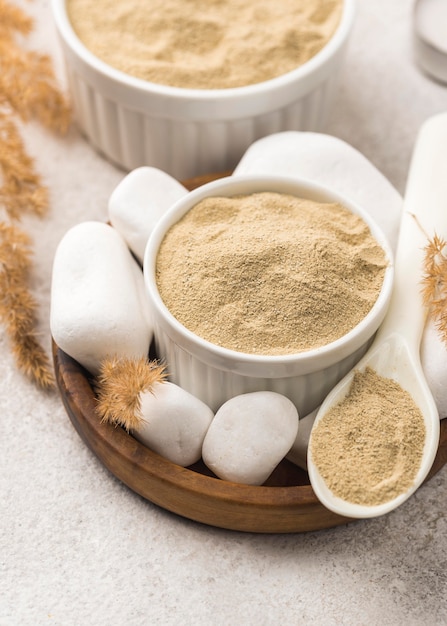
310, 367, 426, 506
66, 0, 343, 89
156, 192, 388, 355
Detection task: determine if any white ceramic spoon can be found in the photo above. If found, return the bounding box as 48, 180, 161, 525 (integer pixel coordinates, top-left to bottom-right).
307, 112, 447, 519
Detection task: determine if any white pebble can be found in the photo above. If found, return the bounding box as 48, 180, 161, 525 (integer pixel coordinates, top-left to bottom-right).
50, 221, 153, 376
108, 166, 188, 264
202, 391, 299, 485
133, 382, 214, 467
421, 318, 447, 419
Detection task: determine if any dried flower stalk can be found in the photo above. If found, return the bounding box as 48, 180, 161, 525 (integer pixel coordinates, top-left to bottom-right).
95, 356, 167, 431
0, 112, 49, 220
422, 234, 447, 346
0, 0, 71, 389
0, 0, 70, 133
0, 222, 55, 389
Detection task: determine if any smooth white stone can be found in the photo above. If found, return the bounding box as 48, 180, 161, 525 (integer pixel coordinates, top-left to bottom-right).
133, 382, 214, 467
108, 166, 188, 264
50, 221, 153, 376
421, 318, 447, 419
202, 391, 299, 485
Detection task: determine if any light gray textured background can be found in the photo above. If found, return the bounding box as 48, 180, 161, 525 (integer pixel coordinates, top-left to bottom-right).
2, 1, 447, 624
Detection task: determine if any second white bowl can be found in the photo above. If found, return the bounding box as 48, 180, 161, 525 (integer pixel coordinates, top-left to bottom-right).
51, 0, 355, 179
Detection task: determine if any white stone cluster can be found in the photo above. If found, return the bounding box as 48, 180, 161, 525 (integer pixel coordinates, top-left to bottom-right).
50, 134, 447, 484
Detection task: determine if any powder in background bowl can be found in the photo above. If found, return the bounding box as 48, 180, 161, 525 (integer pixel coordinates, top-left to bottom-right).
156, 192, 388, 356
66, 0, 343, 89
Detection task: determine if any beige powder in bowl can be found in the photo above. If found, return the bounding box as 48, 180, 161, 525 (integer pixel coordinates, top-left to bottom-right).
66, 0, 343, 89
156, 192, 388, 356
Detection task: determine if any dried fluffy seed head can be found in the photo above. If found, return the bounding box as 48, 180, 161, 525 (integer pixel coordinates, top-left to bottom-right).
0, 0, 33, 39
422, 234, 447, 347
95, 356, 167, 431
12, 332, 55, 390
0, 221, 55, 389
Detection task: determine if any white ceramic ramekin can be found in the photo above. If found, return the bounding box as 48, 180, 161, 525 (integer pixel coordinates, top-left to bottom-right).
51, 0, 355, 180
143, 175, 394, 416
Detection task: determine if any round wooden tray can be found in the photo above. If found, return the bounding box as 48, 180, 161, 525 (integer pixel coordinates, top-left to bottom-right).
52, 171, 447, 533
53, 343, 447, 533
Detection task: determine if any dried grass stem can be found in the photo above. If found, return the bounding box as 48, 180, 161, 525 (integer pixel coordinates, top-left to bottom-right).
0, 0, 71, 389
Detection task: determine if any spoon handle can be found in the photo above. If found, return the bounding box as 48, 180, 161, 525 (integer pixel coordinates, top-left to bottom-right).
378, 112, 447, 349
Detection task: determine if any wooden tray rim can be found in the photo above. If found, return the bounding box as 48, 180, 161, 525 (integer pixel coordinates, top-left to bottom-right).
52, 170, 447, 533
53, 342, 447, 533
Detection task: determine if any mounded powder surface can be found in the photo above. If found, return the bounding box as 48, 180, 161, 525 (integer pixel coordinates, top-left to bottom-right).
66, 0, 343, 89
156, 192, 388, 356
310, 367, 426, 506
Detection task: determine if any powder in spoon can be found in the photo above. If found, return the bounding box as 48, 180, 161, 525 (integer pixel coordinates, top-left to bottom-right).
66, 0, 343, 89
156, 192, 388, 355
310, 367, 426, 506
